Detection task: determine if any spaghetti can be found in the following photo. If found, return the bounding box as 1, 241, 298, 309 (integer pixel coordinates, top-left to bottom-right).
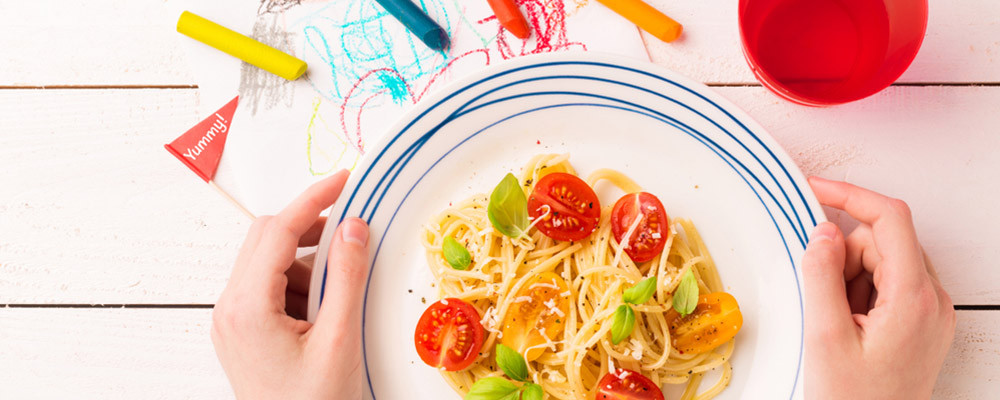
420, 154, 738, 400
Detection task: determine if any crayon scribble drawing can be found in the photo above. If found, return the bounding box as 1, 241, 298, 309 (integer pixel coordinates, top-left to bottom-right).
216, 0, 646, 213
270, 0, 587, 175
298, 0, 453, 106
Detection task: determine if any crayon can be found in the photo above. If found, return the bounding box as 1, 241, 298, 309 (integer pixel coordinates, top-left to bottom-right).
176, 11, 308, 81
595, 0, 683, 43
374, 0, 450, 50
487, 0, 531, 39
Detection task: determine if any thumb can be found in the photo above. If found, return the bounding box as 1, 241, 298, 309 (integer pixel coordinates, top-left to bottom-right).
802, 222, 856, 343
312, 217, 370, 342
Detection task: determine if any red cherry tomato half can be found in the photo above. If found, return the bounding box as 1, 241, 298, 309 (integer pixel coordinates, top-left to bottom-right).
611, 192, 670, 263
527, 172, 601, 241
595, 369, 665, 400
413, 298, 485, 372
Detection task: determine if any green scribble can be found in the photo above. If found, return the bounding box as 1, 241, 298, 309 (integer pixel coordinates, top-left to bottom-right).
450, 0, 494, 48
306, 97, 361, 175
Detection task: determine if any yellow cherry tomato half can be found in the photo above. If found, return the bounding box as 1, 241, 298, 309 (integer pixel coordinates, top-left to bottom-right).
665, 292, 743, 355
500, 272, 570, 361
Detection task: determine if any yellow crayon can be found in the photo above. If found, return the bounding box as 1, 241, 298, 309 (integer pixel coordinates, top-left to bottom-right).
177, 11, 307, 81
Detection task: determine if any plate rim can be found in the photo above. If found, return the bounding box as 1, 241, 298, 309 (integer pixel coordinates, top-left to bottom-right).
308, 51, 826, 399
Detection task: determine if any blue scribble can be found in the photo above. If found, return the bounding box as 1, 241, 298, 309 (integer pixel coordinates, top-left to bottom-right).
294, 0, 455, 107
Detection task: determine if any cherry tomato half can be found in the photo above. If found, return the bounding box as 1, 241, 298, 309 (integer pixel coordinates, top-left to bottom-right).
665, 292, 743, 355
527, 172, 601, 241
500, 272, 570, 361
414, 298, 485, 371
595, 369, 665, 400
611, 192, 670, 263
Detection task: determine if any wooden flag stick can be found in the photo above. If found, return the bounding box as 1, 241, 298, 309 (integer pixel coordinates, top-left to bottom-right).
209, 180, 256, 220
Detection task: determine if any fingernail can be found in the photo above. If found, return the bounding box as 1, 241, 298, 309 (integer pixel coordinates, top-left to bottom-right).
809, 222, 837, 242
808, 176, 830, 183
340, 218, 369, 247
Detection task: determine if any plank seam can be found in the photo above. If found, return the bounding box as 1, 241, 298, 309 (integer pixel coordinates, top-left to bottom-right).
4, 304, 997, 310
0, 85, 199, 89
953, 305, 1000, 311
704, 82, 1000, 87
3, 304, 215, 309
1, 83, 999, 90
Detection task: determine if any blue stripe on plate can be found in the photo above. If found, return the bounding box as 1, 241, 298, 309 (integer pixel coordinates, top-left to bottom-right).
318, 60, 817, 400
353, 77, 809, 249
452, 74, 811, 245
449, 89, 806, 249
365, 102, 806, 398
341, 61, 817, 242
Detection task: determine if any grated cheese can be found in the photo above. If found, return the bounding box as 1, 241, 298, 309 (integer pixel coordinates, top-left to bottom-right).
628, 339, 644, 360
618, 200, 644, 249
542, 368, 567, 383
550, 306, 565, 318
530, 282, 559, 290
480, 306, 501, 334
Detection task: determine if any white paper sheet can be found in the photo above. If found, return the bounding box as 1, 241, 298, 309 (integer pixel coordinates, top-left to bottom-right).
173, 0, 648, 215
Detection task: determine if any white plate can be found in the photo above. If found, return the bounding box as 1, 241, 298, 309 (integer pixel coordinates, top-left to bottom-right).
309, 52, 823, 400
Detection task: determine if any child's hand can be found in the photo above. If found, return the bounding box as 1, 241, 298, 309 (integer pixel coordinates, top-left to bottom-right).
210, 170, 371, 399
803, 177, 956, 399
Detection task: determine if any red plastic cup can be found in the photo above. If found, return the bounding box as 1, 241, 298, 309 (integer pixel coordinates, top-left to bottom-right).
739, 0, 928, 106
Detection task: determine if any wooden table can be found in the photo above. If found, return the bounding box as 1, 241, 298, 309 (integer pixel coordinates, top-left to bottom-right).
2, 1, 998, 398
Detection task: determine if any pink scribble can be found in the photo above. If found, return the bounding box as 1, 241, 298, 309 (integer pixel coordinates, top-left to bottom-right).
493, 0, 586, 59
339, 68, 416, 153
415, 49, 491, 102
339, 49, 490, 152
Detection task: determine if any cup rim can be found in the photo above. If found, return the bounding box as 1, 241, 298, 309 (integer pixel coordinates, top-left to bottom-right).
736, 0, 929, 106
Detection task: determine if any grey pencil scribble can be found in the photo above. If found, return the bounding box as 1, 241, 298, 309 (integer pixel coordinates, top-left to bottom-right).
238, 13, 296, 116
258, 0, 303, 16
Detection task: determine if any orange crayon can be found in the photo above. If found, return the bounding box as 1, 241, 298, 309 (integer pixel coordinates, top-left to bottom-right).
487, 0, 531, 39
595, 0, 683, 42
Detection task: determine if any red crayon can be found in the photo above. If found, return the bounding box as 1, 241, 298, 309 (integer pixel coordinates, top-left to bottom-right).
487, 0, 531, 39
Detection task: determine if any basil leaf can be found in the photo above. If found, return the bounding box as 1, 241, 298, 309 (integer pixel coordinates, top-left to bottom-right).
521, 383, 543, 400
623, 277, 657, 305
465, 377, 519, 400
443, 236, 472, 270
673, 269, 699, 317
488, 173, 529, 239
610, 304, 635, 345
498, 391, 521, 400
495, 343, 529, 382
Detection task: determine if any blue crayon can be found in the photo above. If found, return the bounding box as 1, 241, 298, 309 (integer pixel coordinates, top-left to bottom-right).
374, 0, 449, 50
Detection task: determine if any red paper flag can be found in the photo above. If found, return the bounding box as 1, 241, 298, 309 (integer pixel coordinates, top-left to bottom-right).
165, 96, 239, 182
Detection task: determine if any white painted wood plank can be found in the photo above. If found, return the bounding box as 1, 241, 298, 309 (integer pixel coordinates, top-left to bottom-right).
0, 0, 998, 86
0, 308, 995, 399
2, 86, 997, 304
934, 310, 1000, 399
714, 85, 1000, 305
0, 0, 195, 86
0, 89, 247, 304
0, 308, 232, 399
640, 0, 1000, 84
